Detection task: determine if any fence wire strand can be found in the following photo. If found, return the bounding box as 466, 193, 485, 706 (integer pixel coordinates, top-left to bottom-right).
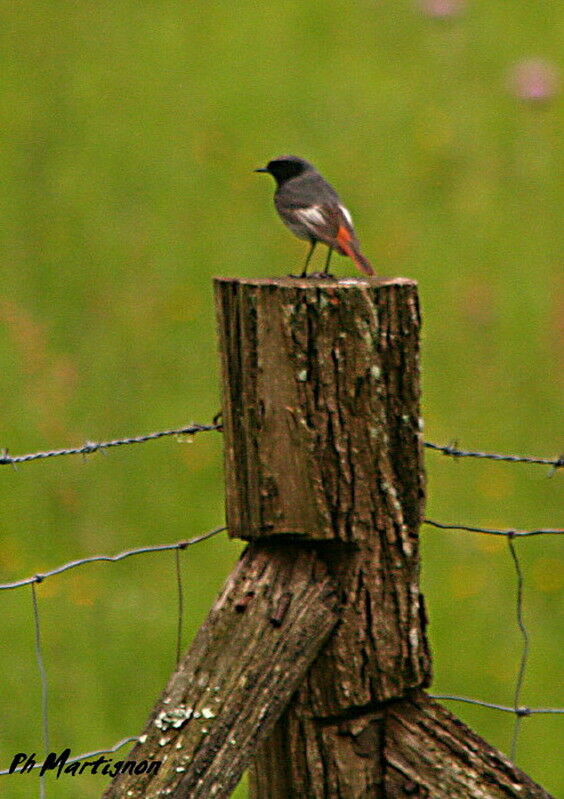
0, 423, 221, 467
175, 548, 184, 667
0, 419, 561, 778
31, 583, 48, 799
1, 526, 226, 785
423, 519, 564, 537
424, 441, 563, 470
424, 515, 564, 761
0, 527, 227, 591
1, 421, 561, 472
429, 695, 564, 715
508, 535, 530, 761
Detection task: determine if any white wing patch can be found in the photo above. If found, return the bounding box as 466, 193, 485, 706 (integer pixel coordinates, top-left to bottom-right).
295, 206, 326, 228
339, 205, 353, 227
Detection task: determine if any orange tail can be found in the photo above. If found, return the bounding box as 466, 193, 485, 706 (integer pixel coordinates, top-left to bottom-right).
350, 248, 374, 276
336, 225, 375, 276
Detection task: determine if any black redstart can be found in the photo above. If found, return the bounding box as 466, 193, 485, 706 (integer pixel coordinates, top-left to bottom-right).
255, 155, 374, 277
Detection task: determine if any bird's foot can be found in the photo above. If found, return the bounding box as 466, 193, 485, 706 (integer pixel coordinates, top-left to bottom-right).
309, 271, 335, 279
286, 272, 336, 279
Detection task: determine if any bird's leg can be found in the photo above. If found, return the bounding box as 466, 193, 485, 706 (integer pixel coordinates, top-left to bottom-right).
309, 246, 335, 278
300, 239, 316, 277
323, 247, 333, 274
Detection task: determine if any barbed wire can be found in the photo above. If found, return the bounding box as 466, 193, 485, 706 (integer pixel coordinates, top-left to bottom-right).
0, 423, 221, 467
0, 526, 227, 591
1, 420, 561, 472
423, 519, 564, 537
0, 417, 561, 778
423, 441, 563, 470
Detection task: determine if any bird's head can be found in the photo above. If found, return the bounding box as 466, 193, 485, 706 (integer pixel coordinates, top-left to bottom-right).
254, 155, 314, 186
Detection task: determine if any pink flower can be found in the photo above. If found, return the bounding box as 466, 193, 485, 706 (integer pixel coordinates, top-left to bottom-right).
418, 0, 465, 18
509, 59, 560, 103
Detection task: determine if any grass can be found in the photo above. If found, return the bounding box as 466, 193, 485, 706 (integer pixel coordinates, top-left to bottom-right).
0, 1, 562, 796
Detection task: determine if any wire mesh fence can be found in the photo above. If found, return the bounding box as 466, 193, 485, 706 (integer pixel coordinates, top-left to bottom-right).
0, 420, 561, 790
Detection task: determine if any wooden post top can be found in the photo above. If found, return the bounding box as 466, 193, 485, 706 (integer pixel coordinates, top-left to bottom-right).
215, 276, 424, 543
214, 275, 418, 288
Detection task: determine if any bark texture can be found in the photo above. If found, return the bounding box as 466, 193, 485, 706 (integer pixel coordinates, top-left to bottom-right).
216, 276, 430, 709
215, 276, 425, 544
102, 277, 552, 799
250, 691, 554, 799
102, 543, 340, 799
384, 692, 554, 799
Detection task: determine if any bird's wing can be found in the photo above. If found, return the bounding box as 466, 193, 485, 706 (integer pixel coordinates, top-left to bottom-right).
289, 204, 355, 243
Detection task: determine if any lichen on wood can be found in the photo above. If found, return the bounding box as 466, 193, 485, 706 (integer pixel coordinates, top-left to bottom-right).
102, 544, 340, 799
215, 276, 425, 545
216, 277, 430, 709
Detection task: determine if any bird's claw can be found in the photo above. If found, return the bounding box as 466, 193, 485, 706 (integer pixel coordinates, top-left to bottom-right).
309, 271, 335, 279
287, 272, 335, 279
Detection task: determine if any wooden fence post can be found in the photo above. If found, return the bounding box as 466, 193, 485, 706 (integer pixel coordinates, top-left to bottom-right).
216, 276, 552, 799
102, 276, 552, 799
216, 276, 430, 796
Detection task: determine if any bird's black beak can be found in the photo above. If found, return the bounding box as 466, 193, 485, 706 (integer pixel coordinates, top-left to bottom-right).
254, 167, 269, 173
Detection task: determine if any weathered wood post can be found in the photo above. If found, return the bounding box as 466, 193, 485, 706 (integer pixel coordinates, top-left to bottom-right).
102, 275, 552, 799
217, 276, 552, 799
215, 276, 431, 796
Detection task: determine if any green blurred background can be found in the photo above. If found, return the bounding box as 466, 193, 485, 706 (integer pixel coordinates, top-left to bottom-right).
1, 1, 562, 796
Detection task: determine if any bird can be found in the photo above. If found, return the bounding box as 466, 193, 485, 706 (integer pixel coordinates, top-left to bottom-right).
255, 155, 374, 277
